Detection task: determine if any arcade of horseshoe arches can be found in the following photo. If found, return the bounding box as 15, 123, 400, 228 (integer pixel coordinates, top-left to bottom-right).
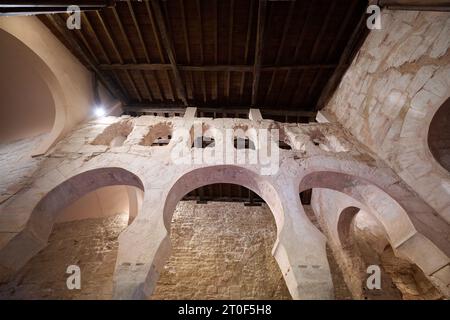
0, 1, 450, 300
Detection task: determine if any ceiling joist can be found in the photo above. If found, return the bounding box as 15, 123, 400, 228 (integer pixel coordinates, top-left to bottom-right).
149, 0, 189, 106
32, 0, 369, 122
251, 0, 267, 107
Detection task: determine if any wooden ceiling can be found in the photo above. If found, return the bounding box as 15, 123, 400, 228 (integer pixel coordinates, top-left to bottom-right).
36, 0, 369, 122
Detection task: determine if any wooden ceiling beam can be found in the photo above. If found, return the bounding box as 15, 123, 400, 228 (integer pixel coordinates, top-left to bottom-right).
325, 0, 359, 62
251, 0, 267, 107
309, 1, 336, 61
127, 0, 150, 62
293, 2, 314, 62
112, 6, 152, 102
179, 0, 191, 63
226, 0, 234, 99
111, 7, 135, 60
240, 0, 255, 104
196, 0, 205, 64
95, 11, 121, 63
0, 1, 114, 15
126, 1, 154, 102
150, 0, 189, 106
275, 68, 292, 107
160, 2, 177, 102
123, 105, 316, 118
145, 0, 171, 101
315, 7, 368, 110
288, 71, 306, 108
0, 0, 114, 6
264, 0, 296, 105
213, 0, 219, 103
379, 0, 450, 11
45, 13, 126, 102
98, 63, 338, 72
73, 20, 98, 64
145, 1, 164, 63
81, 12, 110, 63
195, 0, 207, 103
179, 0, 192, 105
95, 10, 142, 102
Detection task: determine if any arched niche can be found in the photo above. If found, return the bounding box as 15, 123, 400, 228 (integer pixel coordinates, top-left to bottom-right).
0, 28, 68, 155
152, 183, 291, 300
0, 167, 145, 280
428, 97, 450, 173
0, 29, 55, 144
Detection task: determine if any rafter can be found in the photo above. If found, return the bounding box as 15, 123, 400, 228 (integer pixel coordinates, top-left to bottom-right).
264, 0, 295, 105
112, 6, 153, 102
81, 12, 110, 64
214, 0, 219, 103
226, 0, 234, 99
196, 0, 205, 63
325, 0, 359, 62
309, 1, 336, 61
288, 71, 306, 108
162, 0, 179, 102
240, 0, 255, 104
45, 13, 125, 102
180, 0, 191, 63
127, 1, 149, 61
98, 63, 338, 72
123, 105, 316, 118
179, 6, 194, 107
195, 0, 207, 103
72, 18, 99, 64
251, 0, 267, 107
95, 10, 142, 102
315, 6, 368, 110
126, 1, 155, 101
293, 2, 314, 62
0, 1, 113, 16
150, 0, 189, 106
145, 0, 171, 101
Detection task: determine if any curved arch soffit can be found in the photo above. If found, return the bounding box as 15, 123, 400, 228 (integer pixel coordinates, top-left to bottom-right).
299, 170, 416, 248
162, 165, 285, 233
28, 167, 145, 240
427, 96, 450, 174
337, 206, 361, 249
0, 28, 68, 156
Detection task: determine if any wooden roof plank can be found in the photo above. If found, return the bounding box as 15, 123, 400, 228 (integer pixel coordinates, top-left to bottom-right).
150, 0, 189, 106
264, 0, 296, 105
251, 0, 267, 107
46, 13, 126, 102
240, 0, 255, 104
81, 12, 111, 64
179, 0, 191, 63
309, 1, 337, 62
226, 0, 235, 100
315, 5, 367, 110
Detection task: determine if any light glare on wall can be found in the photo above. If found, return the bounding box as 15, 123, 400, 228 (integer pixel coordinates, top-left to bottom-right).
94, 106, 106, 117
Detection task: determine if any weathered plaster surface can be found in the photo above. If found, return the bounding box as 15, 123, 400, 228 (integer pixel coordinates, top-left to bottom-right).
323, 10, 450, 223
311, 188, 443, 299
0, 16, 118, 155
0, 202, 290, 300
0, 114, 448, 299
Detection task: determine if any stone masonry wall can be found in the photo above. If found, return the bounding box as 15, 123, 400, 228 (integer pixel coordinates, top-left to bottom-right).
0, 213, 128, 299
0, 135, 47, 205
311, 188, 443, 300
2, 111, 449, 298
0, 202, 293, 300
152, 201, 291, 300
0, 199, 358, 300
323, 10, 450, 223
